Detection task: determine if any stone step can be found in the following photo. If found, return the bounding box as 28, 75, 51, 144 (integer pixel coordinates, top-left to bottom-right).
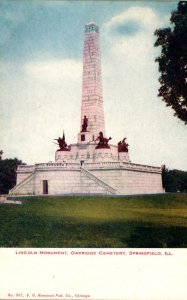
9, 171, 35, 194
80, 166, 117, 194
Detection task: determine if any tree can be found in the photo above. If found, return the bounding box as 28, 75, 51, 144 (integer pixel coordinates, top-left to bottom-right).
0, 158, 23, 194
154, 1, 187, 124
162, 165, 187, 192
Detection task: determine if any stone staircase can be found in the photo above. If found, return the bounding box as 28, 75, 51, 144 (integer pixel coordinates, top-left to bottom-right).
9, 171, 35, 194
80, 166, 117, 194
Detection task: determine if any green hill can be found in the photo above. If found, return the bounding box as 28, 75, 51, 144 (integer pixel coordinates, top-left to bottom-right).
0, 193, 187, 248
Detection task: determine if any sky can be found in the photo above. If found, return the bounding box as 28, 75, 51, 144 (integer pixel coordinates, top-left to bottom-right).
0, 0, 186, 170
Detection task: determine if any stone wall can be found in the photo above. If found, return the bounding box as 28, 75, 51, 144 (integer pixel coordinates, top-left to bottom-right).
10, 162, 164, 195
12, 168, 109, 195
88, 168, 163, 195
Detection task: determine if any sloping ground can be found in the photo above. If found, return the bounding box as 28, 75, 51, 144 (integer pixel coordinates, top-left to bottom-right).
0, 193, 187, 247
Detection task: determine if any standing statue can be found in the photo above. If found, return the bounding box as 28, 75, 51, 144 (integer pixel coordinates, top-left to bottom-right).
54, 131, 70, 151
95, 132, 112, 149
118, 137, 129, 152
81, 115, 88, 132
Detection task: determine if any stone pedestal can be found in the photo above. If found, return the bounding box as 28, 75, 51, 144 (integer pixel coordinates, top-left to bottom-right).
55, 142, 131, 164
94, 148, 115, 162
118, 151, 130, 162
55, 150, 70, 162
78, 131, 93, 144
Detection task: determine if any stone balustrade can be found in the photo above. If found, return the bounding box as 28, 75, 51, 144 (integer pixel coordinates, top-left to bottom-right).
85, 161, 120, 169
17, 161, 161, 174
35, 162, 80, 170
125, 162, 162, 173
17, 165, 35, 172
84, 161, 162, 173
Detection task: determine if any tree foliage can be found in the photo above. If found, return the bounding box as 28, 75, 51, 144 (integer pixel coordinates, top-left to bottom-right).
154, 1, 187, 124
162, 165, 187, 192
0, 158, 23, 194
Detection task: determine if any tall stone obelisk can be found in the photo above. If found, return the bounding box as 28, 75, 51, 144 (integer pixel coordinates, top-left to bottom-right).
80, 21, 105, 142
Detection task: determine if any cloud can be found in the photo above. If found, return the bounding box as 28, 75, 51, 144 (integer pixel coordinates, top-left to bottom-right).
24, 59, 82, 84
100, 6, 187, 169
0, 58, 82, 164
101, 6, 162, 78
102, 6, 161, 102
115, 20, 142, 36
103, 6, 161, 36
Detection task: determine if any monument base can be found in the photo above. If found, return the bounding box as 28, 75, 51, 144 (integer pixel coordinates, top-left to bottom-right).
55, 142, 129, 164
11, 138, 163, 196
10, 161, 164, 196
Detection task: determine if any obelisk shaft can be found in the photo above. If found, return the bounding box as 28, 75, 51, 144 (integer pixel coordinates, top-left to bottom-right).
80, 21, 105, 140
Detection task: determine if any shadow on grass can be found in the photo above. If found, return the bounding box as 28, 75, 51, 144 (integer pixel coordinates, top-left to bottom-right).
1, 195, 187, 248
124, 225, 187, 248
1, 209, 187, 247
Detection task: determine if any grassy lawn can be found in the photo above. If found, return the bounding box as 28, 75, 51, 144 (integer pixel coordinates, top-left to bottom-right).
0, 193, 187, 248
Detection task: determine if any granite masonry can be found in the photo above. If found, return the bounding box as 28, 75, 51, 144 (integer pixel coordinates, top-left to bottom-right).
10, 21, 164, 196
